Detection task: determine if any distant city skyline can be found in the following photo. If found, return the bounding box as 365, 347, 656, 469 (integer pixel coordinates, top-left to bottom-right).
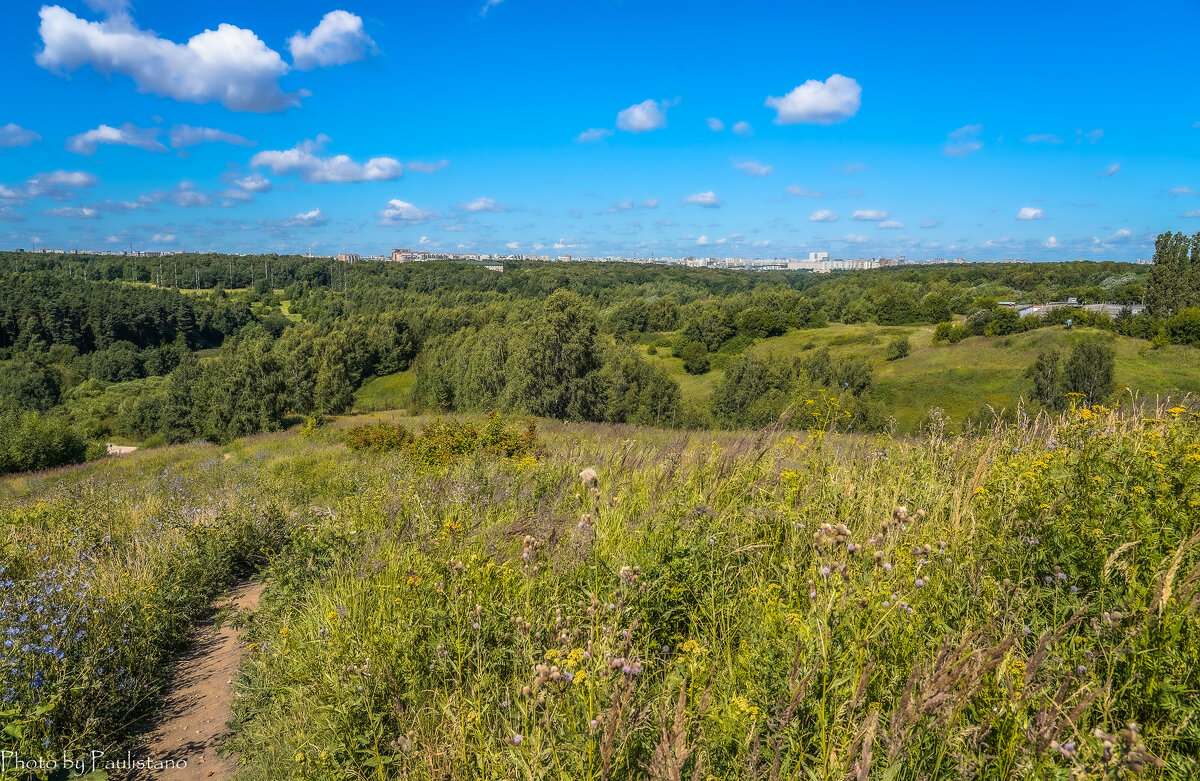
1, 0, 1197, 260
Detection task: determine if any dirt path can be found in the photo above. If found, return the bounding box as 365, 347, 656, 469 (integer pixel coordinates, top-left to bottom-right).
126, 582, 263, 780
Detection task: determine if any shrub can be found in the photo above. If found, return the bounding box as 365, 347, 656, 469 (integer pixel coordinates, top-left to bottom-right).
345, 421, 414, 452
884, 335, 911, 361
679, 340, 710, 374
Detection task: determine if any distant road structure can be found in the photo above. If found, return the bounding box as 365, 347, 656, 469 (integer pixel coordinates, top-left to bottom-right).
1012, 301, 1144, 318
106, 443, 138, 456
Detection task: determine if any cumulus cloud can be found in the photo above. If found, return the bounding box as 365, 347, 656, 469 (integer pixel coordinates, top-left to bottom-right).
251, 135, 402, 183
1106, 227, 1132, 242
681, 191, 721, 208
151, 233, 176, 242
481, 0, 503, 15
851, 209, 889, 221
1170, 186, 1198, 196
407, 159, 449, 173
765, 74, 861, 125
732, 159, 772, 177
575, 127, 613, 143
36, 5, 307, 112
277, 208, 329, 227
139, 181, 212, 207
0, 170, 99, 204
921, 219, 941, 228
1046, 235, 1058, 248
91, 199, 150, 213
289, 11, 376, 71
809, 209, 838, 222
461, 197, 503, 213
1182, 209, 1200, 218
232, 173, 272, 193
944, 124, 983, 157
42, 206, 100, 219
787, 185, 824, 198
731, 121, 753, 136
842, 234, 869, 244
1099, 163, 1120, 178
66, 122, 166, 154
0, 123, 42, 148
169, 124, 255, 148
379, 198, 436, 224
706, 117, 724, 132
0, 207, 26, 222
878, 220, 903, 229
1022, 133, 1063, 144
616, 99, 672, 133
1017, 206, 1044, 220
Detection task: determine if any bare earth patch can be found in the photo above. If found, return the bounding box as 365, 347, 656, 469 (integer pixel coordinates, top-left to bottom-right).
127, 582, 262, 780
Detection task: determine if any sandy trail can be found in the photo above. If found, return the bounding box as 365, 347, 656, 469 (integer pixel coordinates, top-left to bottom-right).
125, 582, 263, 780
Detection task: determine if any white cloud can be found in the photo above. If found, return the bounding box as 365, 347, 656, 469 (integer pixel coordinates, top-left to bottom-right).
418, 235, 430, 245
279, 208, 329, 227
1099, 163, 1120, 178
1046, 236, 1058, 248
216, 189, 255, 203
765, 74, 861, 125
878, 220, 903, 229
169, 125, 255, 148
920, 219, 941, 228
843, 162, 867, 174
732, 159, 772, 177
151, 233, 176, 242
379, 199, 436, 224
787, 185, 824, 198
462, 197, 502, 213
1169, 186, 1197, 196
681, 191, 721, 208
705, 117, 724, 132
140, 181, 212, 207
1106, 228, 1132, 242
0, 207, 26, 222
1022, 133, 1063, 144
842, 234, 869, 244
91, 199, 150, 213
575, 127, 614, 143
233, 173, 272, 193
408, 159, 449, 173
944, 124, 983, 156
1182, 210, 1200, 218
506, 241, 520, 249
731, 121, 753, 136
42, 206, 100, 219
1017, 206, 1044, 220
809, 209, 838, 222
36, 5, 307, 112
851, 209, 889, 221
0, 123, 41, 148
288, 11, 376, 71
66, 122, 166, 154
616, 99, 672, 133
0, 170, 99, 204
251, 135, 402, 183
1080, 129, 1104, 144
481, 0, 504, 15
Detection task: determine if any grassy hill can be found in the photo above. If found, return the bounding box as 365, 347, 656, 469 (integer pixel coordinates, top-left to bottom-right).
2, 406, 1198, 778
635, 323, 1200, 433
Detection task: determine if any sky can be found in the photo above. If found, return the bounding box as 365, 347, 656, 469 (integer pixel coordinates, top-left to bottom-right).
1, 0, 1199, 261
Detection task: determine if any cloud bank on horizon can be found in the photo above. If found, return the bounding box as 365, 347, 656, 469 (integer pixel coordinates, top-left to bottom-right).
0, 0, 1192, 259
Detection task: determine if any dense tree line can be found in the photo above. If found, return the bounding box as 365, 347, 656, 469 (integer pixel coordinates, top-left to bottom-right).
411, 291, 681, 427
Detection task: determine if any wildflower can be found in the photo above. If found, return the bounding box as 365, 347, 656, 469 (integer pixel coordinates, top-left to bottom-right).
915, 578, 926, 588
579, 468, 599, 487
510, 733, 523, 745
819, 566, 831, 578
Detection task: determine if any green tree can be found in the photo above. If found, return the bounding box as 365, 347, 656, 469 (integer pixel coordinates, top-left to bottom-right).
1027, 349, 1063, 410
503, 290, 605, 420
1061, 340, 1115, 406
1145, 231, 1199, 317
918, 294, 952, 324
885, 335, 911, 361
679, 341, 710, 375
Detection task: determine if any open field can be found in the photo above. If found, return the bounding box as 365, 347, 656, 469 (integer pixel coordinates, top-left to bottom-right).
633, 323, 1200, 433
2, 404, 1198, 779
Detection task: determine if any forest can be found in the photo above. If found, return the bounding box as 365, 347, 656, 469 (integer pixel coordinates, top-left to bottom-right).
1, 231, 1199, 475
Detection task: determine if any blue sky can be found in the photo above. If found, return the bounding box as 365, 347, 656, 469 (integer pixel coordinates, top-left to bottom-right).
1, 0, 1198, 260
